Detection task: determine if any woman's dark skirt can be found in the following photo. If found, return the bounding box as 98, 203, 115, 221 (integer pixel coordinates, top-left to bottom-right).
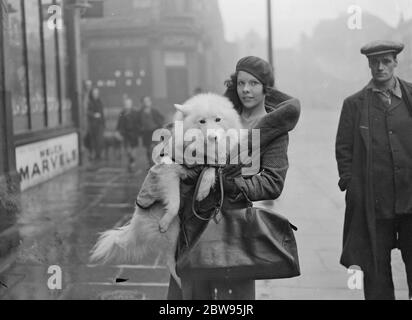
167, 276, 255, 300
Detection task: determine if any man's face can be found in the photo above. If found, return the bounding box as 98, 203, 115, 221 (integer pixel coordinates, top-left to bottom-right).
368, 53, 398, 84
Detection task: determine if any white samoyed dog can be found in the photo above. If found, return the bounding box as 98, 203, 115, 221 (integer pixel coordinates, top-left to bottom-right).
89, 93, 244, 287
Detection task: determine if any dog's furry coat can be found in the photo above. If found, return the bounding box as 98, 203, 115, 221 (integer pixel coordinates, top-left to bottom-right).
90, 93, 243, 286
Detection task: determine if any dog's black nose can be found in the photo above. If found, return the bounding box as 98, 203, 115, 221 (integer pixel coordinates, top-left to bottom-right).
160, 153, 165, 157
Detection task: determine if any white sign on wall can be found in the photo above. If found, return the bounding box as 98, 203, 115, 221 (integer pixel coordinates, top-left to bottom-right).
164, 51, 187, 67
15, 133, 79, 191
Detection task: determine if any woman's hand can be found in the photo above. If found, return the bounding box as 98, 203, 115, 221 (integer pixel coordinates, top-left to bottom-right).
221, 164, 243, 195
181, 165, 205, 185
221, 164, 243, 177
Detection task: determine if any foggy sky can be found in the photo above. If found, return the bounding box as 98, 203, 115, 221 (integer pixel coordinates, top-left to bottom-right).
218, 0, 412, 48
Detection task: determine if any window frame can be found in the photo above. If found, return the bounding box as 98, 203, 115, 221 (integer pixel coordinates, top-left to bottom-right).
13, 0, 69, 142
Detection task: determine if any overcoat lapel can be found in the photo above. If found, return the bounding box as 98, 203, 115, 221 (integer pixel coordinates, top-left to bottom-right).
388, 97, 402, 111
359, 90, 370, 151
399, 78, 412, 117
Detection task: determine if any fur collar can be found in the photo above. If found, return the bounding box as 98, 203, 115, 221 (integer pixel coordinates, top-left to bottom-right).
253, 89, 301, 148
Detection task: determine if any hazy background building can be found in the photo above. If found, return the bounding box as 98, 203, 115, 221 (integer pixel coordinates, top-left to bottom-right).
80, 0, 236, 128
219, 0, 412, 111
274, 12, 412, 111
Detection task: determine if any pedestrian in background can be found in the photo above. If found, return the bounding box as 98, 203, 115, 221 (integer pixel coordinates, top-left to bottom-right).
87, 87, 106, 161
139, 96, 164, 167
116, 97, 141, 171
83, 80, 93, 114
336, 40, 412, 300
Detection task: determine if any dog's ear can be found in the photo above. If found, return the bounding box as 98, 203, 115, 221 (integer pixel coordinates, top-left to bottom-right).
174, 104, 190, 117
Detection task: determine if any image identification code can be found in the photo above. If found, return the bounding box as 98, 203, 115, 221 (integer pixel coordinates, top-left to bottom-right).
159, 304, 254, 317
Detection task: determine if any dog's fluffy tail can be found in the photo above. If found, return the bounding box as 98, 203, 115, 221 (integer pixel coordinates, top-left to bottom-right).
90, 204, 176, 265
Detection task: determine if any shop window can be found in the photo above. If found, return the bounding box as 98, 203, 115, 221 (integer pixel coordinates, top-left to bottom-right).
24, 0, 46, 131
42, 0, 60, 128
8, 0, 29, 134
8, 0, 73, 135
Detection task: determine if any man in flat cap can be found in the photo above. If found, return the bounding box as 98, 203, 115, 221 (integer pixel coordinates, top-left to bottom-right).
336, 40, 412, 300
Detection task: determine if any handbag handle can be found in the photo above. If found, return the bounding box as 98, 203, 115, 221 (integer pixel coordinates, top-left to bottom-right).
190, 136, 275, 222
191, 166, 225, 222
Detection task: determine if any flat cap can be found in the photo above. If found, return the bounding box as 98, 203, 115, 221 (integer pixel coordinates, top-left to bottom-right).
361, 40, 404, 57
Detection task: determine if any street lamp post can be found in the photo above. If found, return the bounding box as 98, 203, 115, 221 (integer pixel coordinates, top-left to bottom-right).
267, 0, 273, 66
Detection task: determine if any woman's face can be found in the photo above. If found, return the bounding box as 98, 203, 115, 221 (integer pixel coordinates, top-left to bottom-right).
236, 71, 265, 110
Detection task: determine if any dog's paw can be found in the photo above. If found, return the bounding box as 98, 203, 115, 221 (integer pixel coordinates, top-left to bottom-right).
196, 186, 210, 201
158, 221, 169, 233
159, 215, 174, 233
196, 168, 216, 201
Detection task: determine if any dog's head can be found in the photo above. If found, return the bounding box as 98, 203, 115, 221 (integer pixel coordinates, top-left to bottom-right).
172, 93, 243, 165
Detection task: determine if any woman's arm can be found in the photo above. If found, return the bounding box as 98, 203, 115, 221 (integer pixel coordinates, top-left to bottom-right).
232, 134, 289, 202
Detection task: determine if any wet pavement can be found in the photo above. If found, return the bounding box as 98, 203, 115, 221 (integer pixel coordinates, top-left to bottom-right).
255, 108, 409, 300
0, 109, 410, 300
0, 147, 170, 300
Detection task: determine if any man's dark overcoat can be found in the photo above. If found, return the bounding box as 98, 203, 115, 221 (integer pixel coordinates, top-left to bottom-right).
336, 78, 412, 274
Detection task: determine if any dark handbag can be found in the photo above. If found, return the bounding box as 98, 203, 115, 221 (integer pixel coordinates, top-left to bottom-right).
176, 167, 300, 281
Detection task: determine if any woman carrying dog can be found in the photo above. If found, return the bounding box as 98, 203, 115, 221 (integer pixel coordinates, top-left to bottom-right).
168, 56, 301, 300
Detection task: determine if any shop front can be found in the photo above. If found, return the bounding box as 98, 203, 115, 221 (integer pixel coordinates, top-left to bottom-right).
80, 0, 226, 122
0, 0, 83, 193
